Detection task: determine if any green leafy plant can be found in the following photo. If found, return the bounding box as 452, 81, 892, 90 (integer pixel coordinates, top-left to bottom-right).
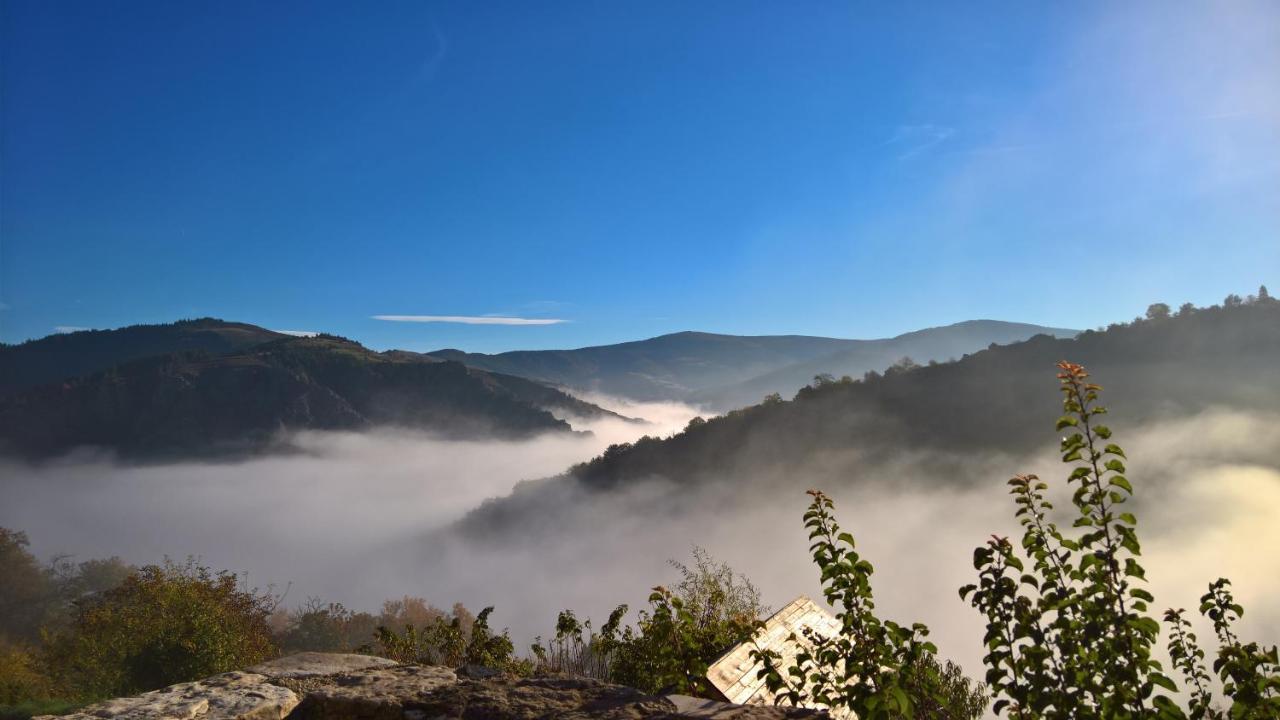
1193, 580, 1280, 717
531, 606, 629, 679
276, 598, 378, 653
751, 490, 986, 720
961, 361, 1280, 719
544, 548, 763, 696
42, 559, 276, 699
364, 605, 529, 675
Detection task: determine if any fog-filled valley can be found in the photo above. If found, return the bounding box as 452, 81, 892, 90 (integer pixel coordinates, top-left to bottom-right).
4, 302, 1279, 708
4, 404, 1278, 692
6, 2, 1280, 716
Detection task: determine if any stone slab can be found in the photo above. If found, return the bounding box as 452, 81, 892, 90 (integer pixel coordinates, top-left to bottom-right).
39, 672, 299, 720
246, 653, 399, 680
288, 665, 457, 720
664, 694, 824, 719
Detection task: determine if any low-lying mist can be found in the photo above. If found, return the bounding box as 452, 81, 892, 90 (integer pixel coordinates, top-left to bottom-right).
0, 396, 698, 609
2, 401, 1276, 689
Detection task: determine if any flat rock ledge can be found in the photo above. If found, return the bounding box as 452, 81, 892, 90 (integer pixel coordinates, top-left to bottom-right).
39, 653, 823, 720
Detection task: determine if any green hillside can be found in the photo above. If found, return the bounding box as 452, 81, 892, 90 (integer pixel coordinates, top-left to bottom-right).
459, 299, 1280, 536
0, 333, 624, 459
0, 319, 284, 398
428, 321, 1077, 406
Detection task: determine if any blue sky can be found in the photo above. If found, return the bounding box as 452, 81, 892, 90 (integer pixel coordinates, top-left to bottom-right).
2, 1, 1277, 352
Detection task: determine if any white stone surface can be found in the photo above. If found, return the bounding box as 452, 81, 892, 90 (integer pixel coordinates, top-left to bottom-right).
41, 672, 298, 720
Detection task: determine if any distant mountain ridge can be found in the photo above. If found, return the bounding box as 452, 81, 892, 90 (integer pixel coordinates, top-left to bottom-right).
427, 321, 1078, 409
0, 316, 1075, 458
0, 319, 284, 398
0, 324, 626, 459
457, 299, 1280, 540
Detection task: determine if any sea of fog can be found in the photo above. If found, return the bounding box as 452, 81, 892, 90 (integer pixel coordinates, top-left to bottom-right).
2, 397, 1278, 687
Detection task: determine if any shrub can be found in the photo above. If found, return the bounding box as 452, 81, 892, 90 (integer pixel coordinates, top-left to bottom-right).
531, 607, 628, 680
546, 548, 765, 696
43, 559, 276, 698
276, 599, 379, 653
0, 530, 56, 646
959, 361, 1279, 718
363, 605, 529, 675
751, 490, 986, 720
0, 642, 55, 706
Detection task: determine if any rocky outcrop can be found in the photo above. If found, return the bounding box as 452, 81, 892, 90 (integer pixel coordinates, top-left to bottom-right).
40, 654, 823, 720
46, 671, 300, 720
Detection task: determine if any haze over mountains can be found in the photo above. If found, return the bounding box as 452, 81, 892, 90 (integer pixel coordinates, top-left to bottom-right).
0, 321, 624, 459
0, 317, 1073, 459
2, 297, 1276, 691
459, 299, 1280, 540
429, 319, 1077, 409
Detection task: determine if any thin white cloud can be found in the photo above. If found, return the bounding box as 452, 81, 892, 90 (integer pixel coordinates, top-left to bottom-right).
54, 326, 90, 334
372, 315, 566, 326
886, 124, 956, 159
272, 329, 319, 337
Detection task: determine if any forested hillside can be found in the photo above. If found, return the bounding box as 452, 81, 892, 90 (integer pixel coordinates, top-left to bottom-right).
0, 319, 283, 398
460, 297, 1280, 535
0, 334, 624, 459
428, 321, 1076, 406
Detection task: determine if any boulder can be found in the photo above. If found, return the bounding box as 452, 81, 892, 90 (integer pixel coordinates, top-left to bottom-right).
247, 653, 399, 680
39, 672, 298, 720
320, 676, 675, 720
38, 654, 824, 720
288, 665, 457, 720
665, 694, 824, 719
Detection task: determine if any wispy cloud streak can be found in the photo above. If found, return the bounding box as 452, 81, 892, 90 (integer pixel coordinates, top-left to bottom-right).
372, 315, 566, 326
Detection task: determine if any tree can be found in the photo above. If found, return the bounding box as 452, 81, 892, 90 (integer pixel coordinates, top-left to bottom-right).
43, 560, 276, 698
1259, 285, 1272, 303
1145, 303, 1171, 321
1177, 302, 1196, 318
1224, 294, 1244, 307
0, 529, 56, 645
48, 556, 134, 604
885, 356, 920, 375
278, 599, 378, 653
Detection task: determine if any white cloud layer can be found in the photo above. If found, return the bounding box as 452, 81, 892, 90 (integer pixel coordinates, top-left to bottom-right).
1, 405, 1273, 707
271, 329, 319, 337
372, 315, 566, 326
53, 326, 90, 334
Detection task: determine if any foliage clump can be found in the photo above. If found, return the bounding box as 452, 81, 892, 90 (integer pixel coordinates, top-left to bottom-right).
42, 559, 276, 699
273, 599, 379, 654
750, 490, 987, 720
362, 606, 530, 675
959, 361, 1280, 718
539, 547, 765, 697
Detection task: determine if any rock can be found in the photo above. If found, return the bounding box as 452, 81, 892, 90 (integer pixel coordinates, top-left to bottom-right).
41, 658, 822, 720
453, 665, 502, 680
664, 694, 825, 719
377, 676, 674, 720
247, 653, 400, 680
288, 665, 457, 720
39, 672, 298, 720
